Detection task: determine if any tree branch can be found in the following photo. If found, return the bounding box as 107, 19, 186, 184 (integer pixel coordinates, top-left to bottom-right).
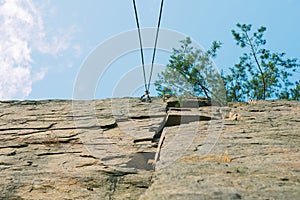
245, 31, 266, 100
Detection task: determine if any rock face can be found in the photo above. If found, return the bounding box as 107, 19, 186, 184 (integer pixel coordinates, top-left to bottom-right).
0, 98, 299, 199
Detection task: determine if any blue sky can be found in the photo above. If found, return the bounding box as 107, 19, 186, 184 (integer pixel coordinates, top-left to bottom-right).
1, 0, 299, 100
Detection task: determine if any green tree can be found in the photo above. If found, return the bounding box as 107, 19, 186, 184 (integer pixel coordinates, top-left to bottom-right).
224, 23, 300, 101
155, 37, 226, 104
290, 81, 300, 100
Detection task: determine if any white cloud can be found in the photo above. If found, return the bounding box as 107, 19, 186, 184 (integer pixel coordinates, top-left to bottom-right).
36, 25, 79, 56
0, 0, 78, 99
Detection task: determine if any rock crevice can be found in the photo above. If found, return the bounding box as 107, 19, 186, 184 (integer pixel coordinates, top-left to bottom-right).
0, 99, 299, 199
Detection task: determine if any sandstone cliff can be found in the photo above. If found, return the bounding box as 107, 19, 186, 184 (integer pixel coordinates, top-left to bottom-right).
0, 98, 299, 199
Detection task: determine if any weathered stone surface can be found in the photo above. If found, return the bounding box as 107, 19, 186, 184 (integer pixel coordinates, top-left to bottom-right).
141, 100, 300, 199
0, 98, 163, 200
0, 98, 299, 199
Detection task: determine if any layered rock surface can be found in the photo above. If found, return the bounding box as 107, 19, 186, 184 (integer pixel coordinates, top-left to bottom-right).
0, 98, 299, 199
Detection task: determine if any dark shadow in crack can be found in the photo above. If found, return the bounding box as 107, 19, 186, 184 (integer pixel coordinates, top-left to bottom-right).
126, 152, 155, 171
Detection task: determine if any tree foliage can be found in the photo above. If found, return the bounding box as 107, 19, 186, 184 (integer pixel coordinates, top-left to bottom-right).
223, 23, 300, 101
154, 37, 226, 104
290, 81, 300, 101
155, 24, 300, 102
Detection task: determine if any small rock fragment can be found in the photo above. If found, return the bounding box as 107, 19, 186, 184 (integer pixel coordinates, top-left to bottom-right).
87, 186, 94, 191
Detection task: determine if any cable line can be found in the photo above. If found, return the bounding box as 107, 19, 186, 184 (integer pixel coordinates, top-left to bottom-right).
132, 0, 147, 91
132, 0, 165, 99
148, 0, 164, 92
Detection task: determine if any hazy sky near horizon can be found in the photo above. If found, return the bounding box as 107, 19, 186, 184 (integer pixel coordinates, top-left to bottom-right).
1, 0, 299, 100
